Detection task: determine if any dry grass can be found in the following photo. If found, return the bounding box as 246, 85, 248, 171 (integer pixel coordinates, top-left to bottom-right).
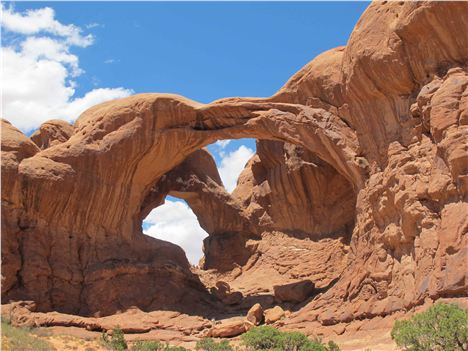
1, 317, 56, 351
1, 317, 107, 351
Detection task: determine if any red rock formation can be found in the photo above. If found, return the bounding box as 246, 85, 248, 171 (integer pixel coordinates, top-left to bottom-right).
30, 119, 74, 150
234, 140, 356, 237
1, 1, 467, 338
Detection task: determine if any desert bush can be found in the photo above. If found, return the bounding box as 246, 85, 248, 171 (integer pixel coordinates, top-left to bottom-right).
241, 325, 341, 351
1, 317, 55, 351
196, 338, 233, 351
131, 340, 164, 351
324, 341, 340, 351
391, 302, 468, 351
241, 325, 282, 350
164, 346, 190, 351
102, 327, 128, 351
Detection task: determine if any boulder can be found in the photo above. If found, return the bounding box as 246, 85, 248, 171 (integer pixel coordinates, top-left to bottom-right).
215, 281, 231, 297
208, 319, 246, 338
273, 280, 317, 303
222, 291, 243, 306
212, 281, 243, 305
246, 303, 263, 326
264, 306, 285, 324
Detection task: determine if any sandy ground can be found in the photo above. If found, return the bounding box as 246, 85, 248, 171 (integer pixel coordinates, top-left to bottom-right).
1, 325, 399, 351
331, 329, 398, 351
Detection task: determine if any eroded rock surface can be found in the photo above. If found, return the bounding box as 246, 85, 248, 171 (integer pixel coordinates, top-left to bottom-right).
2, 0, 467, 340
30, 119, 74, 150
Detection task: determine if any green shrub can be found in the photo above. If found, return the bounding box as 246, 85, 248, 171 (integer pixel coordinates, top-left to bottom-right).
196, 338, 233, 351
242, 326, 282, 350
279, 331, 312, 351
325, 341, 340, 351
391, 302, 468, 351
131, 340, 164, 351
102, 327, 128, 351
164, 346, 190, 351
1, 317, 55, 351
241, 325, 340, 351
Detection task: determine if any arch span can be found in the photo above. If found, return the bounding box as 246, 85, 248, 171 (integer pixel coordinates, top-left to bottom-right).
69, 94, 366, 240
3, 94, 363, 315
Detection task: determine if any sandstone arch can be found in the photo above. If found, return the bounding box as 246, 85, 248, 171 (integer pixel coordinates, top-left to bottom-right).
1, 94, 362, 316
141, 139, 356, 272
2, 1, 467, 332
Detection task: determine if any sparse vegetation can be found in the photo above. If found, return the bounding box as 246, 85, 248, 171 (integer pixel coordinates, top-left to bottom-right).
102, 327, 128, 351
0, 320, 343, 351
102, 329, 192, 351
131, 340, 165, 351
391, 303, 468, 351
164, 347, 190, 351
1, 317, 55, 351
100, 327, 341, 351
196, 338, 233, 351
5, 304, 468, 351
241, 325, 341, 351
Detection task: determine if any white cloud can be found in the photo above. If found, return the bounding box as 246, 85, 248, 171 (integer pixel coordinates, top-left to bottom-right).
218, 145, 255, 192
143, 200, 208, 265
86, 23, 102, 29
1, 5, 132, 133
2, 6, 93, 47
215, 139, 231, 149
20, 36, 82, 76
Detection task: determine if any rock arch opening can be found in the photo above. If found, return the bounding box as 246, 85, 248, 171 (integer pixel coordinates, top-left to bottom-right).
207, 138, 256, 193
138, 134, 357, 292
142, 196, 209, 265
134, 132, 357, 317
141, 138, 257, 265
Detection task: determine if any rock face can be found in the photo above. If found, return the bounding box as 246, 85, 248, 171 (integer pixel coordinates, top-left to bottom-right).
234, 140, 356, 238
274, 280, 317, 304
1, 0, 467, 335
30, 119, 74, 150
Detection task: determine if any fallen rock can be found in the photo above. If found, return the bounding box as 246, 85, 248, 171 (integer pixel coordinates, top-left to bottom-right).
211, 281, 243, 305
246, 303, 263, 326
215, 281, 231, 297
264, 306, 285, 324
208, 319, 246, 338
273, 280, 317, 303
222, 291, 243, 306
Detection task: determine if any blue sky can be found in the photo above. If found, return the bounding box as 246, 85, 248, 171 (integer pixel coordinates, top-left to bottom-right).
8, 1, 368, 102
2, 2, 368, 264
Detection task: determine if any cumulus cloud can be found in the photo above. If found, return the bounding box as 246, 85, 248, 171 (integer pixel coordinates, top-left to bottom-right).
1, 5, 132, 133
143, 200, 208, 265
215, 139, 231, 149
218, 145, 255, 192
2, 6, 93, 47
